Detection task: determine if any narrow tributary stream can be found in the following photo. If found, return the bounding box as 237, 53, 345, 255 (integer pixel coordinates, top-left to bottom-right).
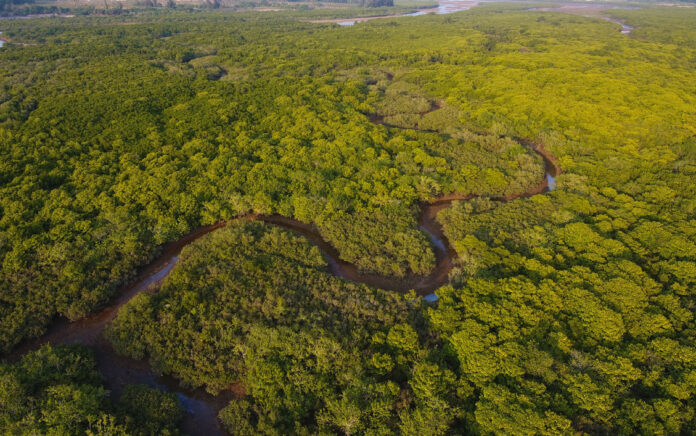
6, 117, 561, 436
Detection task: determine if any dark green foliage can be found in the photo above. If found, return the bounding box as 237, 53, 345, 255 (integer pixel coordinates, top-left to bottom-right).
107, 221, 442, 433
218, 400, 256, 436
0, 345, 182, 435
105, 221, 413, 393
118, 384, 183, 435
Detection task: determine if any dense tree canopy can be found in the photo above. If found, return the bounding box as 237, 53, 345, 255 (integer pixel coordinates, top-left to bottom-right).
0, 7, 543, 353
0, 345, 183, 434
1, 3, 696, 434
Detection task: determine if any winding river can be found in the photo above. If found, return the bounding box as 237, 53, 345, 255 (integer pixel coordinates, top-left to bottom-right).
0, 2, 643, 432
6, 108, 560, 434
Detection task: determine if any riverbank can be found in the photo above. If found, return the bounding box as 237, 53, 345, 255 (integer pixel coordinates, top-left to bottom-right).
306, 0, 477, 25
4, 82, 563, 431
6, 130, 559, 434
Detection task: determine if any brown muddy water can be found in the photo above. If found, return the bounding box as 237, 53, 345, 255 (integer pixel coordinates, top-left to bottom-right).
5, 113, 560, 435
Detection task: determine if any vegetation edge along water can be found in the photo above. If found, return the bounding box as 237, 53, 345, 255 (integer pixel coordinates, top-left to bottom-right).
2, 5, 696, 435
7, 134, 558, 434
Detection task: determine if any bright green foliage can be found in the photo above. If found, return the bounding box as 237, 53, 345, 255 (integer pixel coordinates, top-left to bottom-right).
106, 221, 411, 389
435, 187, 696, 433
107, 222, 456, 434
0, 10, 543, 351
2, 3, 696, 435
